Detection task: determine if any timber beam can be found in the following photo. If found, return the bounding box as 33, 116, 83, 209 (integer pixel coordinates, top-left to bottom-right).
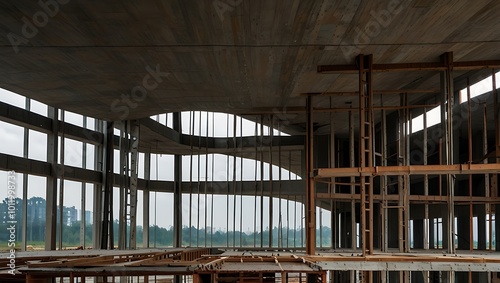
316, 193, 500, 203
315, 164, 500, 178
317, 59, 500, 73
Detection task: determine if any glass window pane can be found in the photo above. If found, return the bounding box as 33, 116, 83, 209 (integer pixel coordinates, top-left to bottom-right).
61, 180, 81, 248
63, 110, 83, 127
64, 138, 83, 168
28, 130, 47, 162
30, 99, 47, 116
0, 121, 24, 157
0, 88, 25, 108
27, 175, 46, 249
85, 144, 95, 170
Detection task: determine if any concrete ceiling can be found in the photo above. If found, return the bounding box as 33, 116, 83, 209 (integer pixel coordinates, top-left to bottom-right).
0, 0, 499, 134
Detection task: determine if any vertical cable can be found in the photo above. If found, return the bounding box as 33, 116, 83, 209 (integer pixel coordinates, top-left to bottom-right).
226, 113, 230, 247
155, 145, 158, 247
211, 113, 215, 248
254, 117, 258, 247
301, 194, 304, 248
287, 150, 292, 249
268, 115, 273, 248
278, 119, 282, 249
240, 116, 244, 247
205, 112, 209, 247
260, 115, 264, 247
189, 111, 193, 246
197, 111, 201, 246
58, 110, 65, 251
294, 194, 297, 249
232, 114, 237, 247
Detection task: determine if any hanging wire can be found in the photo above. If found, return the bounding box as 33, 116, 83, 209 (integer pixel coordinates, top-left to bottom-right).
260, 115, 264, 247
197, 111, 202, 246
301, 194, 304, 248
288, 150, 292, 249
204, 111, 209, 247
58, 110, 65, 251
189, 111, 193, 246
253, 117, 258, 247
278, 118, 282, 249
210, 112, 215, 247
232, 114, 237, 247
239, 116, 243, 247
226, 113, 230, 247
294, 194, 297, 249
268, 115, 273, 248
154, 141, 158, 248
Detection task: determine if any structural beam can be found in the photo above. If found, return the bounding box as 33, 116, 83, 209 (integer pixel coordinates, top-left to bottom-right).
315, 164, 500, 177
316, 193, 500, 203
304, 89, 440, 96
317, 59, 500, 73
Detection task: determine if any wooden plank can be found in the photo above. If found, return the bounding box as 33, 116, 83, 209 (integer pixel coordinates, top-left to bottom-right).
318, 60, 500, 73
316, 193, 500, 203
315, 163, 500, 177
303, 89, 440, 96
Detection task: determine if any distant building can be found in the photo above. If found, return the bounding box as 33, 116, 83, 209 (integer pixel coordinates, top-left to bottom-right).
85, 210, 93, 225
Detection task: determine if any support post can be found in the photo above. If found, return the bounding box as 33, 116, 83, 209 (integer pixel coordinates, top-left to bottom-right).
45, 106, 58, 250
306, 95, 316, 255
441, 52, 455, 255
118, 121, 127, 249
128, 120, 139, 249
101, 121, 114, 249
349, 110, 356, 251
173, 113, 182, 248
80, 117, 87, 248
22, 98, 29, 251
93, 119, 103, 249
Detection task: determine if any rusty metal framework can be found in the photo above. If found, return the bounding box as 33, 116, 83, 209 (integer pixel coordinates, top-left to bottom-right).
308, 52, 500, 283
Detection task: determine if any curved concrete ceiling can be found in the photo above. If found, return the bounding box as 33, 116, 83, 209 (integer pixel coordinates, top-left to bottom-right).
0, 0, 499, 128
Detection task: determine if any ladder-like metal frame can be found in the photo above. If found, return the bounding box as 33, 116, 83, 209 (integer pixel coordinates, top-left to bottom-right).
359, 54, 374, 282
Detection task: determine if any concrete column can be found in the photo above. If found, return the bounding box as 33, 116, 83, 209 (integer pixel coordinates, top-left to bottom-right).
173, 113, 182, 249
92, 119, 104, 249
45, 107, 58, 250
305, 96, 316, 255
21, 98, 29, 251
101, 121, 114, 249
